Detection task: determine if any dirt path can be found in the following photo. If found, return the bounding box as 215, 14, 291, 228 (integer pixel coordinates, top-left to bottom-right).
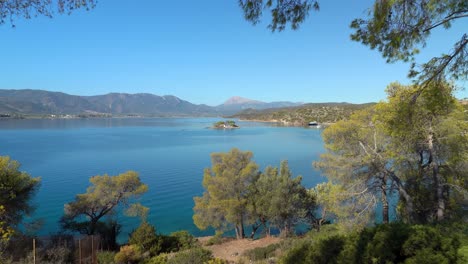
199, 236, 281, 263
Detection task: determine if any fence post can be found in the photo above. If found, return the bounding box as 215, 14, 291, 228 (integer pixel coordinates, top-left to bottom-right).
79, 238, 82, 264
33, 238, 36, 264
92, 235, 95, 264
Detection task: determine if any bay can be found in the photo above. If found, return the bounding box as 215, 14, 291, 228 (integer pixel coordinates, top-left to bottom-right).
0, 118, 325, 239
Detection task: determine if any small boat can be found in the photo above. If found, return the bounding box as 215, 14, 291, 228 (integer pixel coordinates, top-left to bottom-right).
308, 121, 319, 126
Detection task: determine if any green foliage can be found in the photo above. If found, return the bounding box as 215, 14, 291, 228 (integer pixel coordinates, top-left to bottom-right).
213, 120, 238, 128
167, 247, 213, 264
0, 0, 96, 26
239, 0, 320, 31
308, 182, 346, 229
168, 230, 197, 251
205, 232, 225, 246
350, 0, 467, 84
376, 82, 467, 223
353, 224, 462, 264
62, 171, 148, 235
280, 223, 464, 264
281, 225, 346, 264
193, 148, 259, 239
251, 160, 315, 236
314, 105, 392, 229
129, 222, 161, 257
97, 251, 116, 264
152, 230, 198, 254
114, 245, 142, 264
205, 258, 228, 264
144, 253, 169, 264
0, 206, 14, 245
308, 235, 346, 264
243, 243, 280, 261
0, 156, 41, 231
315, 81, 468, 226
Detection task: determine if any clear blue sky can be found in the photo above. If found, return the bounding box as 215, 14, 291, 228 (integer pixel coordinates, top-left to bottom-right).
0, 0, 466, 106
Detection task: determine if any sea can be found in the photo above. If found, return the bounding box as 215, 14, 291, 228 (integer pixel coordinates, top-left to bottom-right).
0, 117, 326, 239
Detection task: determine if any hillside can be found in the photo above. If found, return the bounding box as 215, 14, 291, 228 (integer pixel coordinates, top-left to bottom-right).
231, 102, 376, 126
0, 89, 216, 116
0, 90, 304, 117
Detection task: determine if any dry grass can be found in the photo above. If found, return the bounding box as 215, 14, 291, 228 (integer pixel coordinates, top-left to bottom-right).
198, 236, 281, 263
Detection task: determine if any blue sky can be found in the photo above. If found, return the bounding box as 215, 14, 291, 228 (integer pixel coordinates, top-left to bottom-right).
1, 0, 466, 106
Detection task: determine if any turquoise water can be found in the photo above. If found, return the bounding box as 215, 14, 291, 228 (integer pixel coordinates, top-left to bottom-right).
0, 118, 325, 238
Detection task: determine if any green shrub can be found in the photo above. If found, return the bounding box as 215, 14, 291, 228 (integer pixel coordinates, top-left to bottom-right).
129, 222, 161, 256
114, 245, 142, 264
169, 230, 198, 250
244, 243, 280, 261
97, 251, 116, 264
144, 253, 169, 264
167, 247, 213, 264
280, 223, 464, 264
281, 235, 346, 264
205, 258, 228, 264
205, 233, 224, 246
349, 223, 461, 264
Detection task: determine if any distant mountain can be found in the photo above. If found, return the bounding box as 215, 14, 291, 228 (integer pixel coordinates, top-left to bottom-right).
215, 96, 302, 115
0, 89, 216, 116
222, 96, 263, 105
0, 90, 305, 117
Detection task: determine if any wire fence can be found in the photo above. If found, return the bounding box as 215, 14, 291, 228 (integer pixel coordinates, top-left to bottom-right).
4, 235, 105, 264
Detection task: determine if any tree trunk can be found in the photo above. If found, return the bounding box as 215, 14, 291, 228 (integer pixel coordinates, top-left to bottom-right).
381, 175, 389, 224
235, 216, 245, 239
89, 219, 97, 235
427, 130, 445, 221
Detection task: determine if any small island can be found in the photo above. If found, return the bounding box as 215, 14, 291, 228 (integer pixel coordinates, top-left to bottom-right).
212, 120, 239, 129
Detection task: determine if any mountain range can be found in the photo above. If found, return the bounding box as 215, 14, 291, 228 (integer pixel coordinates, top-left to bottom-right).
0, 89, 302, 116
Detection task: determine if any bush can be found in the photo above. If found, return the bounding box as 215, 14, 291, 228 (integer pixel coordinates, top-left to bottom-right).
144, 253, 169, 264
43, 246, 74, 263
281, 235, 346, 264
97, 251, 116, 264
243, 243, 280, 261
114, 245, 142, 264
205, 233, 224, 246
169, 230, 197, 250
205, 258, 228, 264
349, 223, 461, 264
280, 223, 464, 264
167, 247, 213, 264
159, 231, 198, 253
129, 222, 161, 256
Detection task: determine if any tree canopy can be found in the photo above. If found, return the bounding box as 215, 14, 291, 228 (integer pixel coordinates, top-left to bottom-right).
194, 149, 317, 238
241, 0, 467, 86
0, 156, 40, 232
239, 0, 320, 31
0, 0, 95, 25
62, 170, 148, 235
193, 148, 259, 239
350, 0, 467, 85
250, 160, 314, 236
315, 81, 468, 227
314, 106, 394, 230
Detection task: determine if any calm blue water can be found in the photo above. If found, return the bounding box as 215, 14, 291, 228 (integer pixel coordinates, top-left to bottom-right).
0, 118, 325, 239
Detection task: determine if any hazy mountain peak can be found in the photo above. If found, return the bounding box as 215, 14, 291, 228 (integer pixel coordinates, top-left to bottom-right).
223, 96, 263, 105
